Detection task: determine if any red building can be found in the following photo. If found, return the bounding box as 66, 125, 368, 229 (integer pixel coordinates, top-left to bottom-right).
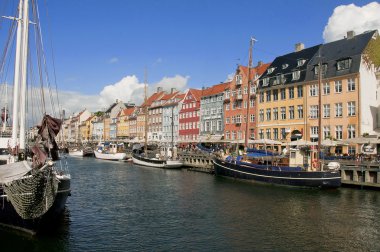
178, 88, 202, 144
224, 63, 270, 143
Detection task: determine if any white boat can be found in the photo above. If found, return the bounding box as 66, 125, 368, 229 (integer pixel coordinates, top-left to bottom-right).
94, 142, 127, 161
69, 146, 94, 157
132, 153, 183, 168
0, 0, 71, 234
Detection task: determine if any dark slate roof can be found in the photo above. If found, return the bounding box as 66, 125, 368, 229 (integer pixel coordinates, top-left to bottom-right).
305, 30, 377, 81
258, 45, 321, 88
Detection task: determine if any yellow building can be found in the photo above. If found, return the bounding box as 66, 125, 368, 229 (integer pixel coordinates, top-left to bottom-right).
257, 30, 379, 155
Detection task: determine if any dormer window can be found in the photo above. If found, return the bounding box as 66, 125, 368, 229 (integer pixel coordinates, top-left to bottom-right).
282, 64, 289, 69
297, 59, 306, 67
337, 58, 352, 71
292, 70, 300, 80
314, 64, 328, 76
262, 78, 269, 86
236, 74, 242, 85
267, 67, 275, 74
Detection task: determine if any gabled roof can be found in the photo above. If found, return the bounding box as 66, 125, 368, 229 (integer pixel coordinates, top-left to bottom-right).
201, 82, 231, 97
240, 63, 271, 79
306, 30, 378, 80
117, 107, 135, 117
188, 88, 203, 101
140, 91, 166, 107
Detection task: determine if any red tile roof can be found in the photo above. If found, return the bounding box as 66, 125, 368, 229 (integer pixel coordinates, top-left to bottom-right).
201, 82, 230, 97
140, 91, 166, 107
189, 88, 202, 101
240, 63, 271, 78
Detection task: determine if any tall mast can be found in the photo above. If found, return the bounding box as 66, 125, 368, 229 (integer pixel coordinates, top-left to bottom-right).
144, 68, 148, 155
11, 0, 24, 150
317, 51, 323, 170
171, 105, 174, 152
2, 83, 8, 132
19, 0, 30, 151
245, 37, 257, 147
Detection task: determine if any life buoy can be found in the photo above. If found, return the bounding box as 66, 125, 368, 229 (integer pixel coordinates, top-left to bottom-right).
312, 160, 318, 169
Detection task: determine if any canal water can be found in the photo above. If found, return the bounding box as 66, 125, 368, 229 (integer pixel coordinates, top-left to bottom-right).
1, 157, 380, 251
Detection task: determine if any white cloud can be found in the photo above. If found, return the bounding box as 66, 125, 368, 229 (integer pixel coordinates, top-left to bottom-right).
108, 57, 119, 64
59, 74, 190, 115
323, 2, 380, 42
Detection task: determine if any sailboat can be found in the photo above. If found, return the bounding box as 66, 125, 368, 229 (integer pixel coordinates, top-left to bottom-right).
132, 72, 183, 168
213, 38, 341, 188
0, 0, 71, 233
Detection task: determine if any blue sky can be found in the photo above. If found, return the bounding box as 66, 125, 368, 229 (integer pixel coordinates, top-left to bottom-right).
1, 0, 379, 114
43, 0, 376, 92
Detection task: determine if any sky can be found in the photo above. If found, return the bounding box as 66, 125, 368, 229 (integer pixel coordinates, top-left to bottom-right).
1, 0, 380, 116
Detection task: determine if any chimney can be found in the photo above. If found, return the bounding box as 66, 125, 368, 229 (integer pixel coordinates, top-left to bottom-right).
157, 87, 163, 93
347, 30, 355, 39
257, 61, 263, 67
171, 88, 177, 93
295, 43, 305, 52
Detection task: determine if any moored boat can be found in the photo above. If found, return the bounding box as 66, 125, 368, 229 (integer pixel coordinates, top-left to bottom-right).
132, 152, 183, 168
94, 142, 127, 161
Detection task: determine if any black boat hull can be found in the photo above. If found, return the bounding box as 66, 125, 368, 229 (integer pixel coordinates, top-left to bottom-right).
213, 158, 341, 188
0, 176, 71, 234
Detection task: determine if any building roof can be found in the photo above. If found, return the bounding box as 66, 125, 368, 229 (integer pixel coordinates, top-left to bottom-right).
189, 88, 203, 101
140, 91, 166, 107
306, 30, 378, 81
259, 44, 321, 88
240, 63, 271, 79
117, 107, 135, 117
201, 82, 231, 97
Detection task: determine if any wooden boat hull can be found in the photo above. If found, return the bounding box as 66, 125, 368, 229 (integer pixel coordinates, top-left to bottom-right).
0, 175, 71, 234
213, 158, 341, 188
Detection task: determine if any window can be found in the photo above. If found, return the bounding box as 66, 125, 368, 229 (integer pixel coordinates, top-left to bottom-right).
347, 101, 356, 116
348, 146, 356, 155
289, 106, 295, 119
232, 131, 236, 140
250, 99, 254, 107
297, 85, 303, 98
281, 107, 286, 120
266, 129, 271, 139
337, 58, 351, 71
250, 85, 256, 94
297, 59, 306, 66
262, 78, 269, 86
273, 128, 279, 140
259, 109, 264, 122
225, 90, 230, 98
273, 108, 279, 120
323, 82, 330, 95
335, 125, 343, 140
281, 128, 286, 140
309, 84, 318, 97
280, 88, 286, 100
267, 67, 275, 74
282, 64, 289, 69
259, 91, 264, 103
314, 64, 327, 76
236, 74, 242, 84
259, 129, 264, 139
335, 80, 342, 93
335, 103, 343, 117
236, 115, 242, 123
348, 78, 355, 91
273, 89, 278, 101
310, 126, 319, 136
292, 71, 300, 80
266, 90, 271, 102
217, 120, 222, 131
297, 105, 303, 119
309, 105, 319, 119
226, 117, 230, 124
250, 114, 255, 122
289, 87, 294, 99
243, 86, 248, 94
348, 124, 356, 139
323, 104, 330, 118
323, 126, 330, 139
266, 108, 271, 121
226, 131, 230, 140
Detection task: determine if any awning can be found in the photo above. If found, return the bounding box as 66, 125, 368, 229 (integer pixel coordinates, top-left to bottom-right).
198, 134, 223, 143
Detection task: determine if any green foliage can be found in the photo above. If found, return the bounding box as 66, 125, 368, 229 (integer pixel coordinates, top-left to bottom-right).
94, 111, 104, 117
364, 35, 380, 68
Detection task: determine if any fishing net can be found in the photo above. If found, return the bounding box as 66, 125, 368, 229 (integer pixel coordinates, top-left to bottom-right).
3, 167, 59, 219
